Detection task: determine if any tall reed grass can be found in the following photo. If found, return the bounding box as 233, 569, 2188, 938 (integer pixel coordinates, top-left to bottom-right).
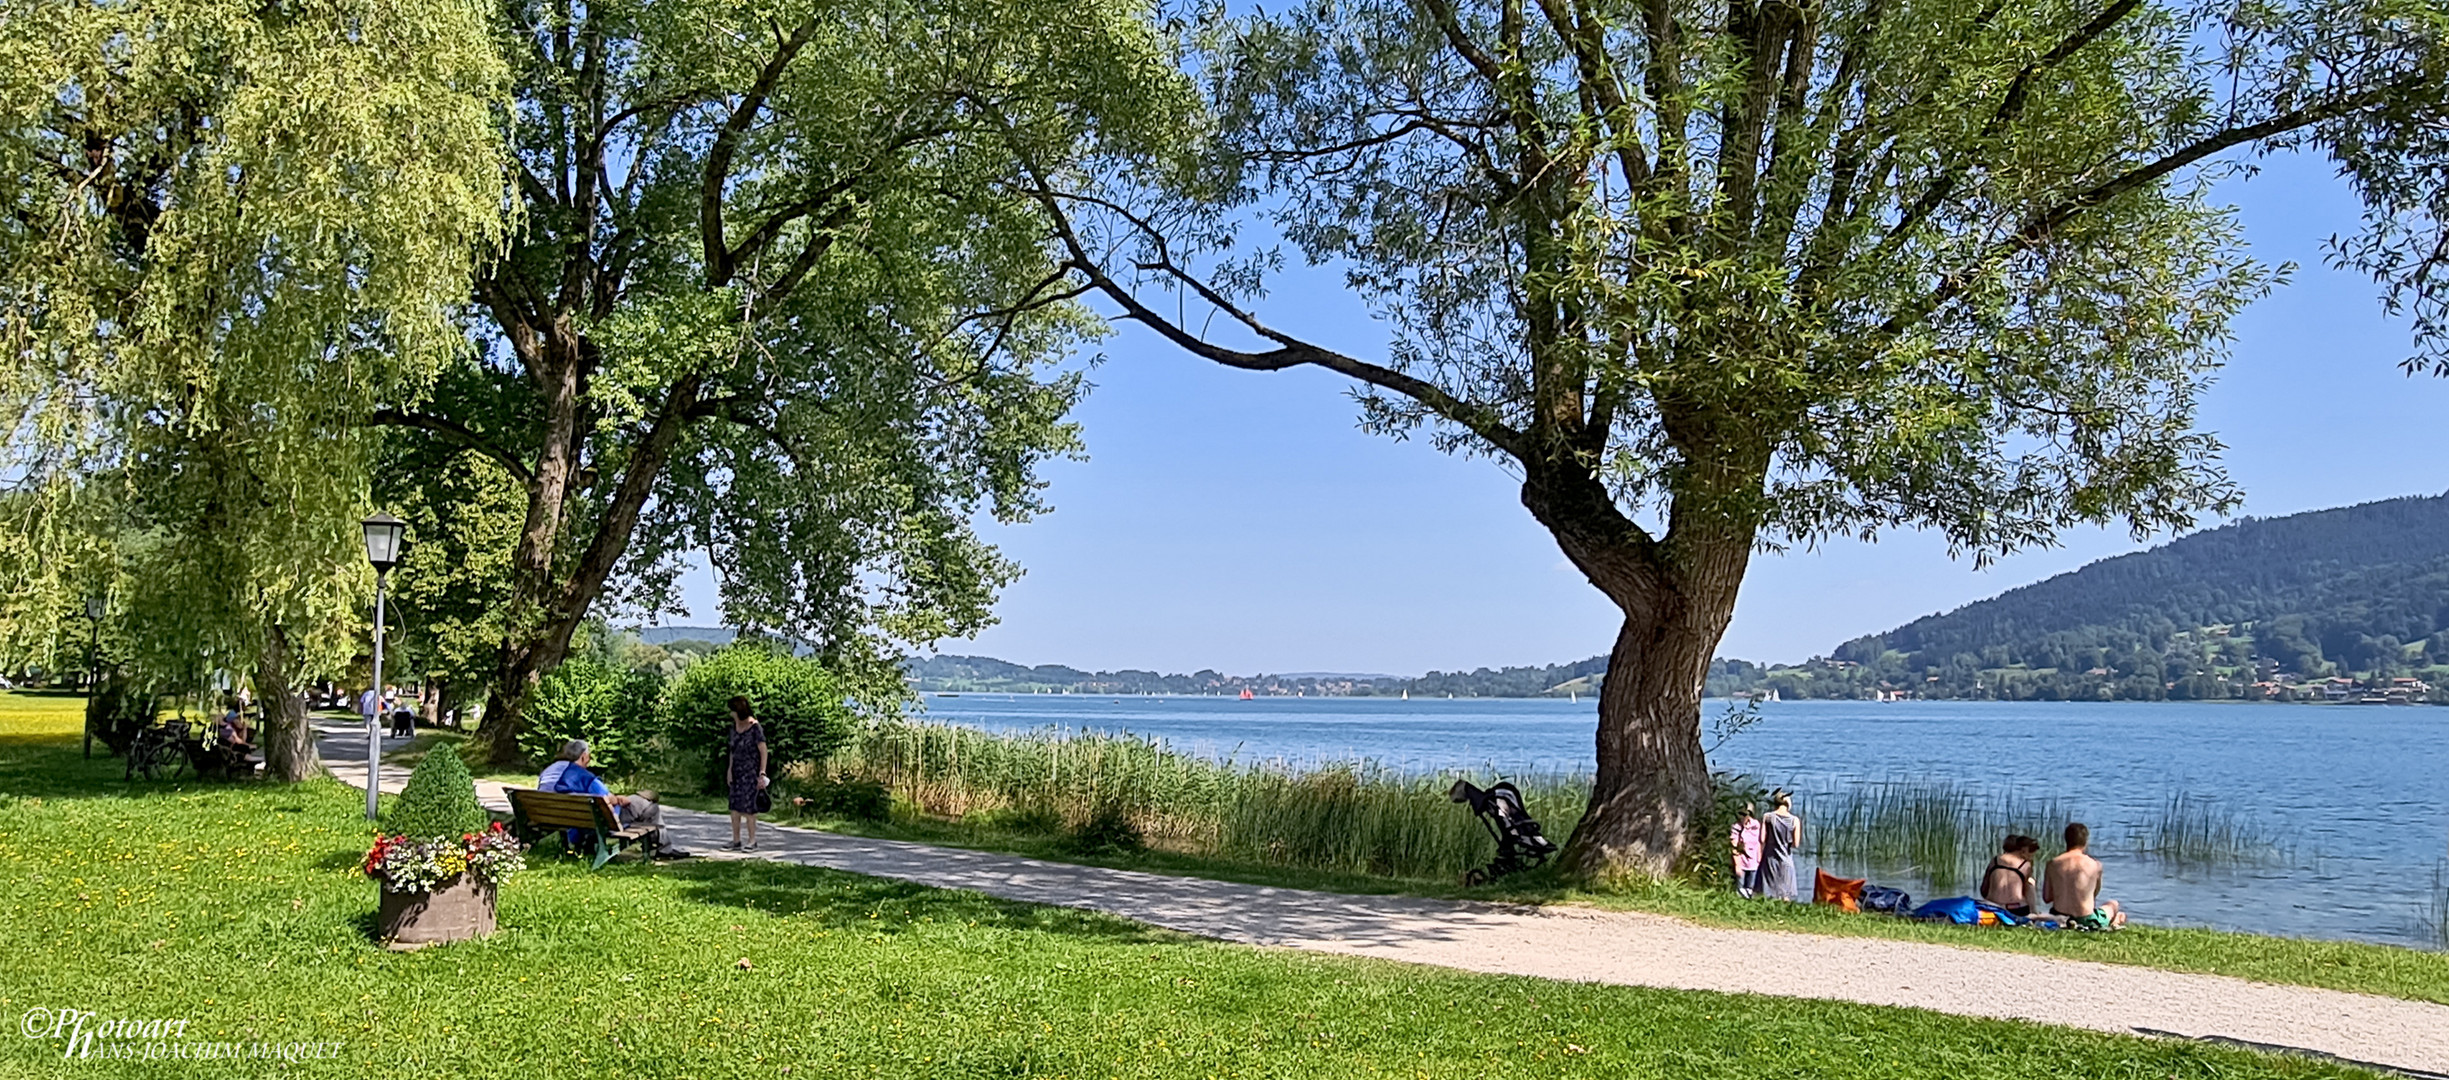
828, 721, 2297, 889
1801, 781, 2077, 892
2120, 792, 2290, 866
1805, 780, 2289, 891
2429, 861, 2449, 950
829, 720, 1586, 880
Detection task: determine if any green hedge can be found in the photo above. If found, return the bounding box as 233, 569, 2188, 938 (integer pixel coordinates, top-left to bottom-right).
662, 643, 855, 794
517, 656, 664, 776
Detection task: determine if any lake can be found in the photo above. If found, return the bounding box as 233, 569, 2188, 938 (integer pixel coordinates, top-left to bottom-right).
912, 693, 2449, 949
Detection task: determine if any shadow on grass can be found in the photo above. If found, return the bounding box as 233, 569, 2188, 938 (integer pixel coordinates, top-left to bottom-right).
654, 855, 1192, 946
0, 741, 201, 803
811, 812, 1591, 905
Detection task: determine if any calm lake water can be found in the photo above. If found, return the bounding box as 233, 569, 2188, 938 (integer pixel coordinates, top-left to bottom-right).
915, 694, 2449, 949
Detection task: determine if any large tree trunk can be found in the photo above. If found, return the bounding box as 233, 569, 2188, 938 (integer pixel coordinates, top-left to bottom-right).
257, 623, 320, 783
1558, 602, 1727, 879
1527, 466, 1757, 880
472, 358, 704, 768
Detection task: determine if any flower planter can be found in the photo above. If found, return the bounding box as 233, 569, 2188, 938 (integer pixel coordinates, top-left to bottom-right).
374, 874, 496, 949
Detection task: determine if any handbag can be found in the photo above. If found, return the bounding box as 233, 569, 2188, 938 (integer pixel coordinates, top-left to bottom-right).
754, 787, 772, 814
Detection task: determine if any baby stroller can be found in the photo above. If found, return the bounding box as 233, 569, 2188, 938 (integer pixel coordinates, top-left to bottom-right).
1447, 779, 1559, 884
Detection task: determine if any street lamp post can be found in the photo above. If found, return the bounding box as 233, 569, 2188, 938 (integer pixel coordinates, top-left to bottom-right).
81, 595, 104, 759
361, 513, 406, 821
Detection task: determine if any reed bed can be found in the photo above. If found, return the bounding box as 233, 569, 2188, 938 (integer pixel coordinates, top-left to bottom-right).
1801, 781, 2078, 892
1805, 780, 2290, 891
2430, 862, 2449, 950
2120, 792, 2291, 866
833, 722, 2299, 888
830, 719, 1586, 880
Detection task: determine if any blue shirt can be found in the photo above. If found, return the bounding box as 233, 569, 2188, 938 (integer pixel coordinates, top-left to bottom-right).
537, 760, 611, 797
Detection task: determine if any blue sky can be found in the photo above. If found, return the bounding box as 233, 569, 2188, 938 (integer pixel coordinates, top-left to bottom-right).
664, 151, 2449, 675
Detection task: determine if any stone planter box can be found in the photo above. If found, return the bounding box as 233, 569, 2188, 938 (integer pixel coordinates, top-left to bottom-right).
374, 875, 496, 949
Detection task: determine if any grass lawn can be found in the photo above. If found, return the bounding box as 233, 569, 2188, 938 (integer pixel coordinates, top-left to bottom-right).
0, 691, 2406, 1079
364, 709, 2449, 1006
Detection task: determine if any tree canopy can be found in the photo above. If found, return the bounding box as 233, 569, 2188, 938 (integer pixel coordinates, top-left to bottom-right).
1026, 0, 2449, 873
0, 0, 511, 775
357, 0, 1200, 764
369, 0, 1190, 763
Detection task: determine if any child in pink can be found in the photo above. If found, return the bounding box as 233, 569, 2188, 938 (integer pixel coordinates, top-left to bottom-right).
1730, 803, 1763, 898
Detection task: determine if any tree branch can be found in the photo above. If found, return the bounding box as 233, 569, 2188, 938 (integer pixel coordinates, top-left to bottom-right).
1026, 179, 1531, 462
1873, 0, 2144, 257
1883, 76, 2420, 337
702, 19, 820, 287
367, 409, 534, 484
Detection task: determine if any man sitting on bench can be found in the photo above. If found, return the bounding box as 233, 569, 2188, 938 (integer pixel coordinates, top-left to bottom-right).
538, 740, 688, 860
212, 703, 258, 773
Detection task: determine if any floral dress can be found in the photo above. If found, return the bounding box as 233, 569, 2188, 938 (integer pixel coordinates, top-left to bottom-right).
727, 721, 766, 814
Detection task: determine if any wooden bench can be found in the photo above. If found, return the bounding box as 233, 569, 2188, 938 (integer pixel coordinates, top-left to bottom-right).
178, 738, 256, 781
503, 788, 652, 870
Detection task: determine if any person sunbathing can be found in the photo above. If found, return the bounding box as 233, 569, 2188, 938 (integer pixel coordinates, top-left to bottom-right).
1979, 834, 2042, 917
2043, 822, 2126, 930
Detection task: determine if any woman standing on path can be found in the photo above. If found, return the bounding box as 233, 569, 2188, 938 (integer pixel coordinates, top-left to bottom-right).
725, 696, 769, 851
1758, 790, 1802, 901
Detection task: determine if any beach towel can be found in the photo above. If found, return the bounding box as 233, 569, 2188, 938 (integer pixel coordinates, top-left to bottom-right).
1910, 897, 2025, 927
1813, 869, 1866, 912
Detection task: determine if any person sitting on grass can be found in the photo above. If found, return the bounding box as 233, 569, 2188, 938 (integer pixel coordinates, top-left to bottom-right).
2044, 822, 2126, 930
538, 739, 688, 860
1979, 834, 2042, 917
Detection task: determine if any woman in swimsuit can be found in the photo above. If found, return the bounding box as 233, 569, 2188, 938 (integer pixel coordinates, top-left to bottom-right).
1979, 834, 2043, 916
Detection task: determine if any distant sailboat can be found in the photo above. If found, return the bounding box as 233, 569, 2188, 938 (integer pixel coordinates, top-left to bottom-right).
1401, 689, 1408, 700
1238, 688, 1254, 700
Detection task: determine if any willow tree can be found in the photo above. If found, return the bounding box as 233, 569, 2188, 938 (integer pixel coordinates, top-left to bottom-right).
1030, 0, 2449, 875
370, 0, 1183, 763
0, 0, 509, 778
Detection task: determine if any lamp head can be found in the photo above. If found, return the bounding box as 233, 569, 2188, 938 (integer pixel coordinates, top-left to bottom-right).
361, 512, 407, 572
83, 595, 104, 620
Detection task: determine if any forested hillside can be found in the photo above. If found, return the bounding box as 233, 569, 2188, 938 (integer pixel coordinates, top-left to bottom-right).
650, 495, 2449, 704
902, 653, 1610, 698
1716, 493, 2449, 701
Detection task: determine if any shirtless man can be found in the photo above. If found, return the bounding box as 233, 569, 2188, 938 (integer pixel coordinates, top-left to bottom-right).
2043, 822, 2127, 930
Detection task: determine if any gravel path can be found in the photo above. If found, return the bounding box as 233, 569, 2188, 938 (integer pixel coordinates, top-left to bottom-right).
323, 725, 2449, 1076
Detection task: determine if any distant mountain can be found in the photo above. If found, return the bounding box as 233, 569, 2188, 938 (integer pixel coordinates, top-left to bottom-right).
1716, 492, 2449, 702
637, 494, 2449, 705
632, 626, 737, 646
903, 653, 1606, 698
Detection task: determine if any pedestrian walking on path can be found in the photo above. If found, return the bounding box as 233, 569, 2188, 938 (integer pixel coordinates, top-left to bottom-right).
725, 696, 768, 852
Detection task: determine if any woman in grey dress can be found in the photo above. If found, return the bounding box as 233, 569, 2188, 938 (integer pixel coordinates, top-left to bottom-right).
1758, 789, 1803, 901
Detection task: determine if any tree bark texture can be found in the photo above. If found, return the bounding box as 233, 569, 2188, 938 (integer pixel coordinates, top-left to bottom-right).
257, 623, 319, 783
1523, 465, 1756, 880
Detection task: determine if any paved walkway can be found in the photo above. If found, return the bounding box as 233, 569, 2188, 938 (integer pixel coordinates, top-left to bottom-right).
319, 725, 2449, 1076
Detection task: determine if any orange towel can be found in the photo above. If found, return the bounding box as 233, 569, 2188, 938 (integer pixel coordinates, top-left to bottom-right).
1814, 869, 1866, 912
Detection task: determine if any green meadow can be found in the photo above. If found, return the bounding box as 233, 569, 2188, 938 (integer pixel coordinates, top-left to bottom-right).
0, 692, 2408, 1079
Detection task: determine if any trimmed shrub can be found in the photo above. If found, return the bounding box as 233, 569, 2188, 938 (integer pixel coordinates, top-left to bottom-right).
660, 644, 855, 794
386, 745, 486, 840
517, 656, 664, 775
